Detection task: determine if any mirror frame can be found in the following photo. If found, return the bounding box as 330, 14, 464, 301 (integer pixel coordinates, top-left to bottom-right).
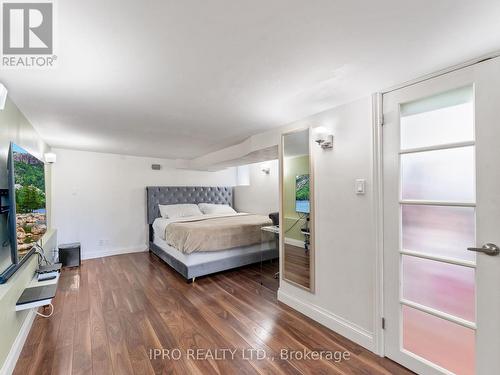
279, 126, 315, 293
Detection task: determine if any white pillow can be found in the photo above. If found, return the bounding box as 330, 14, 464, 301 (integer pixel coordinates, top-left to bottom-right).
159, 204, 202, 219
198, 203, 237, 215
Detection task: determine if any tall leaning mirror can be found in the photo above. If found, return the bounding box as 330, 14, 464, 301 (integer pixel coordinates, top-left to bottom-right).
280, 128, 314, 292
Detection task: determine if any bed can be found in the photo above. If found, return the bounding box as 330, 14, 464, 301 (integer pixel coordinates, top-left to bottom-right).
147, 186, 278, 281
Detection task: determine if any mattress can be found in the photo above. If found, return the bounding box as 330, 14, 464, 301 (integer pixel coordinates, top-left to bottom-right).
153, 234, 275, 266
153, 213, 273, 253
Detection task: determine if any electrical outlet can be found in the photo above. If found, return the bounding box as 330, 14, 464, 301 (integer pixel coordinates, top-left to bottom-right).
98, 239, 110, 247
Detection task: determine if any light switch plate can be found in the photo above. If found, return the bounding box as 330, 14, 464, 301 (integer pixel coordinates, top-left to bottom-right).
355, 179, 366, 195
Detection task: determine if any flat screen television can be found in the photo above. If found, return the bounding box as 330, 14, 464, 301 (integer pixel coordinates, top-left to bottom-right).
295, 174, 310, 214
0, 143, 46, 283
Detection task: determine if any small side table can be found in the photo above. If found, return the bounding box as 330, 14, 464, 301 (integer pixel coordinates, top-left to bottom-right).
58, 242, 81, 268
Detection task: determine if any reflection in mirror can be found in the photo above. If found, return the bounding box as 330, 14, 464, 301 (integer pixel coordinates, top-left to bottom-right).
281, 128, 313, 291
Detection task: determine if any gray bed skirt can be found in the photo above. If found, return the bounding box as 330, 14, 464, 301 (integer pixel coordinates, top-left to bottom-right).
149, 242, 278, 281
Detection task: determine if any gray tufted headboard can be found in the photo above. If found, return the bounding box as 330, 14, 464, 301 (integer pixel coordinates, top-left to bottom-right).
146, 186, 233, 225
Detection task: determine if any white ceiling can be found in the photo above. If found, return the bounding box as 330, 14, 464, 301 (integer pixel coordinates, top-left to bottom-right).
2, 0, 500, 159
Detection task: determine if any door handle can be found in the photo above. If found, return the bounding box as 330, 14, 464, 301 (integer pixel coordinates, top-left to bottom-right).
467, 243, 500, 256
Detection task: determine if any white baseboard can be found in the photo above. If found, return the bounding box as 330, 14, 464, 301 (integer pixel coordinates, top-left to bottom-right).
82, 246, 147, 260
284, 237, 305, 247
0, 309, 36, 375
277, 289, 375, 352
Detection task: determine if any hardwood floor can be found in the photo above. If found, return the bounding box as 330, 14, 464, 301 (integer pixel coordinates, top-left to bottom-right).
14, 252, 412, 375
283, 244, 310, 288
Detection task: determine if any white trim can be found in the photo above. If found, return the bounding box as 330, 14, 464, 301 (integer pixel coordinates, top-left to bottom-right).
82, 246, 147, 260
372, 92, 385, 356
277, 289, 375, 352
283, 237, 305, 248
400, 249, 476, 268
400, 200, 475, 207
399, 140, 475, 154
400, 299, 476, 330
0, 309, 36, 375
400, 349, 455, 375
381, 50, 500, 94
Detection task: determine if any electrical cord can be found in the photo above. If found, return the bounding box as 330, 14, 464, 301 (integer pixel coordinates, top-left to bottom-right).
34, 243, 52, 267
33, 245, 57, 319
285, 213, 308, 234
36, 303, 54, 318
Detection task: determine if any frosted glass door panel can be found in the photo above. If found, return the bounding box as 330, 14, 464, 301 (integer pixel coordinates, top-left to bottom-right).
400, 85, 473, 150
401, 102, 473, 150
401, 146, 475, 202
403, 306, 475, 375
402, 205, 475, 261
402, 256, 475, 321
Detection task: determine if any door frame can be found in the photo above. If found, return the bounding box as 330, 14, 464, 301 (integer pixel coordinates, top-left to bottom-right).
372, 50, 500, 358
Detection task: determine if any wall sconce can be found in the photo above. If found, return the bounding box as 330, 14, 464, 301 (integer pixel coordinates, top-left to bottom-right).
314, 127, 334, 150
0, 84, 7, 111
261, 164, 270, 174
44, 152, 57, 164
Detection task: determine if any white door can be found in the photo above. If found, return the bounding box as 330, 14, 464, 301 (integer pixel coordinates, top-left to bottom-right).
383, 57, 500, 375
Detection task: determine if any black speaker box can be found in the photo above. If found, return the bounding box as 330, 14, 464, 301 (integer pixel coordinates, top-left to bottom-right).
58, 242, 81, 268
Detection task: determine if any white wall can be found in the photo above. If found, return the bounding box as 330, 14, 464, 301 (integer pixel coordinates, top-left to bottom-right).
235, 97, 378, 352
234, 160, 279, 215
51, 148, 237, 259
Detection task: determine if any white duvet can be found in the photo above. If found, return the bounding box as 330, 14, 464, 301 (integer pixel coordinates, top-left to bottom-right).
152, 212, 273, 253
